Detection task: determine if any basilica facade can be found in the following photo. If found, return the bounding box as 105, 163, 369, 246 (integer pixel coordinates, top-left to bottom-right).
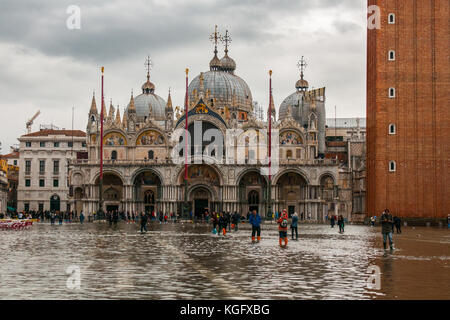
69, 31, 346, 221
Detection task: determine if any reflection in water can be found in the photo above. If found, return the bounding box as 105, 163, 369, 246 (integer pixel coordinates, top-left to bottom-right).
0, 223, 448, 300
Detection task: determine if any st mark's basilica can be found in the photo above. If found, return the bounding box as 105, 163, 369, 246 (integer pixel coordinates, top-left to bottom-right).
69, 29, 348, 221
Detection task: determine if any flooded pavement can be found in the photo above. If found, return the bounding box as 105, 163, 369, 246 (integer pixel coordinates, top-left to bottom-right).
0, 222, 448, 300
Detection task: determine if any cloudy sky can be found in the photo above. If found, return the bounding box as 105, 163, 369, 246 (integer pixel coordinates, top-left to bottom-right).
0, 0, 367, 153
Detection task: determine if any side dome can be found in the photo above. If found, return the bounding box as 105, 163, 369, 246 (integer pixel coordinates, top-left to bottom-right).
127, 69, 167, 121
132, 93, 167, 121
279, 91, 308, 123
188, 70, 253, 111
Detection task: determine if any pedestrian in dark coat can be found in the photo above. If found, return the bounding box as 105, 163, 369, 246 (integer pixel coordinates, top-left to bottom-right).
291, 212, 299, 240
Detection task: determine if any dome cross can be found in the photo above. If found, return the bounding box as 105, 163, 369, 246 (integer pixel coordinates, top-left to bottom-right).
297, 56, 308, 80
145, 55, 153, 80
220, 29, 232, 55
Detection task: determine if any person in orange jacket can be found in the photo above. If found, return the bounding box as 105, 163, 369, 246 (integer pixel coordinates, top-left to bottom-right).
278, 209, 289, 247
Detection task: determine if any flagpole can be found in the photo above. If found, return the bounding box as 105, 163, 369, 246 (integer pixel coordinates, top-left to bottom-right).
267, 70, 273, 220
183, 68, 189, 220
98, 66, 105, 220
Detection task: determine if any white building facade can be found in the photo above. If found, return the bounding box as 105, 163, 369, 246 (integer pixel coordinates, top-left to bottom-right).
17, 129, 87, 212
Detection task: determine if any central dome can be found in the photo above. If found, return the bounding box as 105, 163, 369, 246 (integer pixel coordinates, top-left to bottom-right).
132, 92, 166, 121
127, 74, 167, 121
188, 70, 253, 111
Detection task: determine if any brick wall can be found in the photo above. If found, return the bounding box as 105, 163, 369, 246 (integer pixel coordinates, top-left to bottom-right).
366, 0, 450, 218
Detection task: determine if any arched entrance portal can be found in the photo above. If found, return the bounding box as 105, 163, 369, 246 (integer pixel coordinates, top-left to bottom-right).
133, 170, 161, 214
238, 170, 267, 215
74, 188, 83, 214
95, 173, 124, 212
50, 194, 60, 212
180, 164, 221, 218
189, 186, 212, 220
276, 172, 308, 218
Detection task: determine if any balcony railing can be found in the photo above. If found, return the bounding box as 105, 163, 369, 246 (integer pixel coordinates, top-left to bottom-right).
69, 157, 339, 166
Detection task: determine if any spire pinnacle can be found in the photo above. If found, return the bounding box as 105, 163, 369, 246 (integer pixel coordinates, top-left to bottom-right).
90, 93, 98, 114
128, 91, 136, 113
108, 99, 115, 119
115, 106, 121, 125
166, 88, 173, 110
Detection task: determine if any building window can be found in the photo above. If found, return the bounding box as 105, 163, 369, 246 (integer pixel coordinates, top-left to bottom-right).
38, 203, 44, 212
24, 203, 30, 212
54, 142, 60, 147
25, 160, 31, 174
39, 179, 45, 187
68, 141, 73, 148
389, 161, 396, 172
389, 87, 396, 98
82, 142, 86, 148
148, 150, 154, 160
13, 160, 17, 166
111, 150, 118, 160
25, 142, 32, 147
53, 179, 59, 187
388, 13, 396, 24
389, 124, 396, 135
286, 150, 293, 159
388, 50, 396, 61
25, 179, 31, 187
296, 149, 302, 159
53, 160, 59, 174
39, 160, 46, 173
40, 141, 46, 148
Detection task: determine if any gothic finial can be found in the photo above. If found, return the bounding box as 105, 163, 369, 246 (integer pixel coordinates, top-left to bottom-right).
90, 93, 98, 114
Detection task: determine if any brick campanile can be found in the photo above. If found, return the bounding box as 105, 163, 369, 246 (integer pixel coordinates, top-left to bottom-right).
366, 0, 450, 219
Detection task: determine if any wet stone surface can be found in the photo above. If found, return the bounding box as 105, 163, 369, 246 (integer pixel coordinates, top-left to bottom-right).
0, 222, 449, 300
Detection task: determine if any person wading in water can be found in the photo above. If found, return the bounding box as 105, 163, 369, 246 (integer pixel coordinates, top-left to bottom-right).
278, 209, 289, 248
249, 210, 262, 243
381, 209, 394, 250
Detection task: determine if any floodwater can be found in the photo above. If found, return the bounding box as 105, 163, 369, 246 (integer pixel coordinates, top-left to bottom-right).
0, 222, 448, 300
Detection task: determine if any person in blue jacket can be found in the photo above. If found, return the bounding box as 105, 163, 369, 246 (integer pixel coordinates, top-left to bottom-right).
249, 210, 262, 243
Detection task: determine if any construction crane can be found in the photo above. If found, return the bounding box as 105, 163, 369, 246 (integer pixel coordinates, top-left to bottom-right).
26, 110, 41, 134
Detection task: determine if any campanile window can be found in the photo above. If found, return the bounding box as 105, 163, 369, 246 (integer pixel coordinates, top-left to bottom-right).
389, 124, 396, 135
389, 50, 396, 61
389, 161, 396, 172
388, 13, 395, 24
389, 88, 396, 98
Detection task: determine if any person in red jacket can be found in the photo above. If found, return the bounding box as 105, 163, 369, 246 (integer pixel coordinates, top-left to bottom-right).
278, 209, 289, 247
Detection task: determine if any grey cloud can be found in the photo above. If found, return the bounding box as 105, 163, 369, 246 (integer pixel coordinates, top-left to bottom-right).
0, 0, 366, 151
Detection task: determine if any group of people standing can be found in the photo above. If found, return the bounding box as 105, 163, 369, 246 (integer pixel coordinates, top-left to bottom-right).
329, 214, 346, 233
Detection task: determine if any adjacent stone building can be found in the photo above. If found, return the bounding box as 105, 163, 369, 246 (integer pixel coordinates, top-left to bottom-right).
17, 129, 87, 212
